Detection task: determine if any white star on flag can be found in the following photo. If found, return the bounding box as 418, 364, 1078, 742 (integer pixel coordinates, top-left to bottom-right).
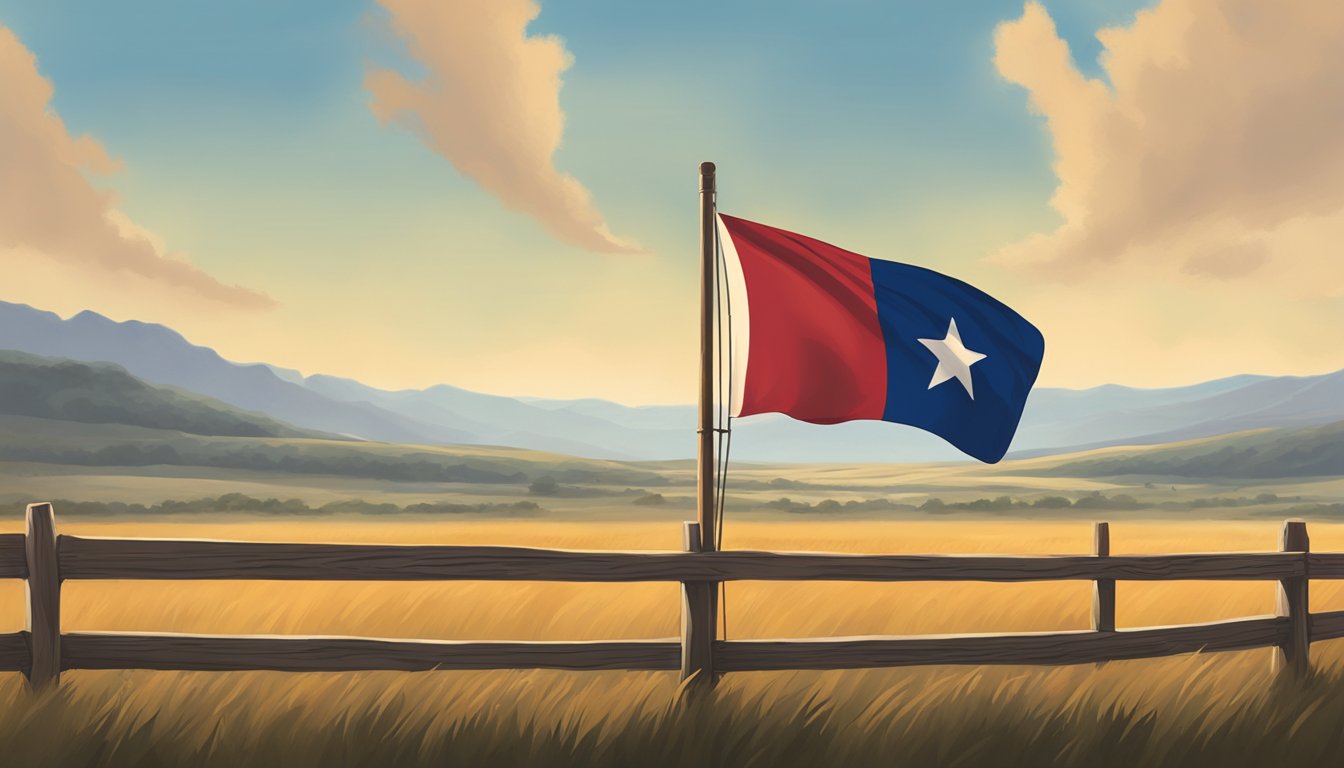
918, 318, 986, 399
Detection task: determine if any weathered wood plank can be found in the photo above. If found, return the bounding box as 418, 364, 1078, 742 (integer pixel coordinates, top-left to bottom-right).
1277, 520, 1310, 678
0, 631, 27, 673
1309, 610, 1344, 641
0, 533, 26, 579
1305, 553, 1344, 579
714, 616, 1288, 671
58, 536, 1305, 583
61, 633, 680, 672
26, 504, 59, 689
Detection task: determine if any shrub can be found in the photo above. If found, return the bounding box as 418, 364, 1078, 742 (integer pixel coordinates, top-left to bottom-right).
529, 476, 560, 496
1032, 496, 1073, 509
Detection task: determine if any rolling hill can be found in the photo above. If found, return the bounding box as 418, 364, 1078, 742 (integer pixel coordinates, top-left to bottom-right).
1034, 420, 1344, 479
0, 415, 667, 488
0, 351, 317, 439
0, 302, 462, 446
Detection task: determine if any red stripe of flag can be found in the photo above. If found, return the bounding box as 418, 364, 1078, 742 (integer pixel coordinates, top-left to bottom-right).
720, 214, 888, 423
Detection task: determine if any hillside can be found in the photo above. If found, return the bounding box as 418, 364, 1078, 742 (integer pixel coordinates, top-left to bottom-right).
0, 352, 317, 439
1035, 420, 1344, 479
0, 302, 462, 446
0, 415, 668, 487
1012, 370, 1344, 456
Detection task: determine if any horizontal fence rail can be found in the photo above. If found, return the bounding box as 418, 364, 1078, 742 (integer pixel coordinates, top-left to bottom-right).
8, 614, 1344, 676
1307, 555, 1344, 579
3, 505, 1343, 690
716, 617, 1290, 671
1312, 610, 1344, 641
0, 632, 26, 672
0, 533, 24, 579
55, 535, 1313, 582
60, 634, 682, 673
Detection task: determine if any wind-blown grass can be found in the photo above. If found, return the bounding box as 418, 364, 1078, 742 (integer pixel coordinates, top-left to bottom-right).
2, 518, 1344, 767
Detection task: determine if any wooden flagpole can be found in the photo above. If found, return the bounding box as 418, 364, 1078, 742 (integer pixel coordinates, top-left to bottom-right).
680, 161, 718, 689
697, 161, 718, 556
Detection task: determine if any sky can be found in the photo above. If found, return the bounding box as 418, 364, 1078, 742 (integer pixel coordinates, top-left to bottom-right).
0, 0, 1341, 404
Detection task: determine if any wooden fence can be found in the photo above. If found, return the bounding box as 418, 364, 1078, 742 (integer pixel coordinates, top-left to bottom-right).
2, 503, 1341, 691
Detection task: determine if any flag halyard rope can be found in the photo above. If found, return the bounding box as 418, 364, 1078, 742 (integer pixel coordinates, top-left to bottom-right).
713, 197, 734, 641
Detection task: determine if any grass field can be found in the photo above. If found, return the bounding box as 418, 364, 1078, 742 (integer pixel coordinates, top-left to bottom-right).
5, 517, 1344, 766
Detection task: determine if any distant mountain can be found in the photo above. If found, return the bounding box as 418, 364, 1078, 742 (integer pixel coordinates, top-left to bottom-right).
278, 369, 1344, 464
1010, 371, 1344, 456
0, 350, 317, 439
2, 299, 1342, 463
0, 301, 469, 447
295, 374, 687, 459
1035, 420, 1344, 479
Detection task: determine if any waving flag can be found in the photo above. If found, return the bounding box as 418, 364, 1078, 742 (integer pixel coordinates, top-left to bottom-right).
717, 213, 1044, 463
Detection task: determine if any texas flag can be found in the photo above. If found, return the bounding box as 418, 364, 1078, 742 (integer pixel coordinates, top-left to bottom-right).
717, 214, 1044, 463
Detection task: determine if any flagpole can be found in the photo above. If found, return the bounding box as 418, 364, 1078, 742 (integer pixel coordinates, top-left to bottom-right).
697, 161, 718, 557
678, 160, 719, 688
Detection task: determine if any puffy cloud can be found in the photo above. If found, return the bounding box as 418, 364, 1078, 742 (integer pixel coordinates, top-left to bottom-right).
0, 26, 274, 309
365, 0, 638, 254
992, 0, 1344, 294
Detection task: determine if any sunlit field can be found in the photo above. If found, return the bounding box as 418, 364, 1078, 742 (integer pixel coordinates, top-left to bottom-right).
5, 517, 1344, 766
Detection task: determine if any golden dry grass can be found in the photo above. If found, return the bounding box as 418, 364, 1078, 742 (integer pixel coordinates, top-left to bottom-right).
3, 517, 1344, 767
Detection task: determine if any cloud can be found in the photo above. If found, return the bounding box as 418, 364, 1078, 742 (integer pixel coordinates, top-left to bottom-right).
0, 27, 274, 309
1180, 239, 1268, 280
365, 0, 639, 254
992, 0, 1344, 293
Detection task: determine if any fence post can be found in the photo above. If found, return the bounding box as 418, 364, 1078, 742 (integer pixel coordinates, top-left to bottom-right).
25, 502, 60, 690
680, 521, 715, 692
1276, 519, 1309, 679
1092, 522, 1115, 632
